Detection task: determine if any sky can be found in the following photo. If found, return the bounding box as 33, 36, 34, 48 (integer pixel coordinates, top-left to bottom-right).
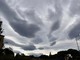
0, 0, 80, 55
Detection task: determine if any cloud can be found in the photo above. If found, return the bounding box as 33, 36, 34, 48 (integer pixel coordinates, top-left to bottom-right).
47, 5, 62, 21
28, 53, 43, 57
38, 39, 77, 51
38, 47, 44, 50
0, 0, 18, 22
4, 38, 19, 46
70, 0, 80, 16
47, 6, 61, 37
50, 20, 60, 32
50, 41, 56, 46
32, 37, 43, 44
24, 9, 43, 25
4, 38, 36, 50
0, 0, 40, 38
1, 0, 80, 55
52, 40, 77, 50
68, 22, 80, 39
21, 44, 36, 50
49, 36, 57, 42
10, 20, 40, 38
47, 9, 56, 21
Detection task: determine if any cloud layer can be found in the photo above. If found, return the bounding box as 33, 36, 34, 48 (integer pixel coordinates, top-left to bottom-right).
0, 0, 80, 55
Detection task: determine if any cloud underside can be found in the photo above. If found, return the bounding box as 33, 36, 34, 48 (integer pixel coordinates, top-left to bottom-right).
4, 38, 36, 50
0, 0, 40, 38
69, 23, 80, 39
0, 0, 80, 54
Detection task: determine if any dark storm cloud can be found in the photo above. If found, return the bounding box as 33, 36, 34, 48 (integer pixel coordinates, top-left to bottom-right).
68, 23, 80, 39
50, 41, 56, 46
48, 21, 60, 41
0, 0, 18, 22
38, 47, 44, 50
22, 44, 36, 50
4, 38, 19, 46
51, 20, 60, 32
10, 20, 40, 38
0, 0, 40, 38
32, 37, 43, 44
4, 38, 36, 50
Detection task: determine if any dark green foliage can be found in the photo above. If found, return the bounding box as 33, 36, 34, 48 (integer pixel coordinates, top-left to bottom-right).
0, 21, 3, 34
0, 48, 14, 60
0, 48, 80, 60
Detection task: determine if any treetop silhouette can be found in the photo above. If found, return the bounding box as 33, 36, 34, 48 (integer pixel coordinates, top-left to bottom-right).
0, 20, 4, 49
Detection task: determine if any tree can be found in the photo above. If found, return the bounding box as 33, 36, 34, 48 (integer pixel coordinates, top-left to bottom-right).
49, 52, 52, 57
4, 48, 14, 56
0, 21, 3, 34
0, 21, 4, 49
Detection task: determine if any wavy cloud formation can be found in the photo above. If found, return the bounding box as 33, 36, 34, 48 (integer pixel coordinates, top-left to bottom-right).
0, 0, 80, 55
0, 0, 40, 38
4, 38, 36, 50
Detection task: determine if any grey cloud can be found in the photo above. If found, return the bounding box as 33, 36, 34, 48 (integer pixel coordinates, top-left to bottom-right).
10, 20, 40, 38
20, 0, 51, 9
68, 23, 80, 39
49, 36, 57, 42
48, 0, 62, 21
48, 9, 55, 21
61, 0, 71, 5
2, 0, 80, 53
0, 0, 40, 38
47, 5, 61, 34
48, 9, 61, 21
32, 37, 43, 44
38, 47, 44, 50
4, 38, 19, 46
50, 41, 56, 46
0, 0, 18, 22
4, 38, 36, 50
28, 53, 43, 57
38, 42, 75, 50
48, 35, 56, 46
70, 0, 80, 16
24, 9, 43, 25
13, 50, 21, 54
51, 20, 60, 32
38, 46, 50, 50
21, 44, 36, 50
54, 0, 62, 20
48, 20, 60, 40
